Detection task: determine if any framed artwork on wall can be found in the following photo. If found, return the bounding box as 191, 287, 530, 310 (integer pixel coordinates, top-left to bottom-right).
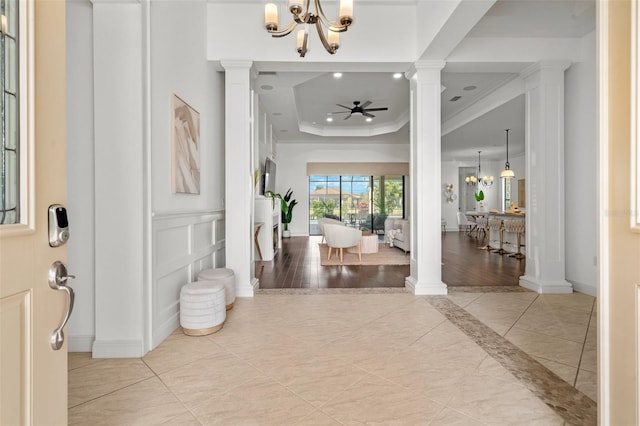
171, 94, 200, 194
518, 179, 526, 208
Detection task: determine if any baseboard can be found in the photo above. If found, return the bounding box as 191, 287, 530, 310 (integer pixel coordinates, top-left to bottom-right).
568, 280, 597, 297
68, 335, 94, 352
152, 314, 179, 350
405, 276, 448, 295
92, 339, 145, 358
236, 278, 258, 298
519, 275, 573, 294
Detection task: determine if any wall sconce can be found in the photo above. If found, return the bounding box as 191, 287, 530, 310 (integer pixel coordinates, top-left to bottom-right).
444, 183, 457, 203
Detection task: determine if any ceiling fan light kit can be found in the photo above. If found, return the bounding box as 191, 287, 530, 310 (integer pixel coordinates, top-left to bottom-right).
264, 0, 354, 57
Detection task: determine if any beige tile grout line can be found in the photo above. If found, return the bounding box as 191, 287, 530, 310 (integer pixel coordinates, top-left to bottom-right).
426, 296, 597, 426
573, 298, 597, 387
501, 293, 540, 337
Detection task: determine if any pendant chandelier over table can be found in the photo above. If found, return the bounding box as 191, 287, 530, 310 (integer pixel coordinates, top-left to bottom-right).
264, 0, 354, 57
466, 151, 494, 188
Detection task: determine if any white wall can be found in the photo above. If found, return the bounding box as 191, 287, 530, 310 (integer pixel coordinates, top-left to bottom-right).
255, 105, 276, 194
564, 30, 597, 296
151, 2, 224, 213
148, 1, 226, 349
441, 161, 460, 231
66, 0, 226, 354
275, 143, 410, 235
66, 0, 95, 351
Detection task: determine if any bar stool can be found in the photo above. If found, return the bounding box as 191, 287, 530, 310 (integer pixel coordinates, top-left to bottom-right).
489, 218, 505, 254
479, 218, 498, 250
504, 219, 526, 259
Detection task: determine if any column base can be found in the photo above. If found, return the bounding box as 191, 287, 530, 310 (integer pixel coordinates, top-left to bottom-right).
405, 276, 448, 295
236, 277, 259, 298
519, 275, 573, 294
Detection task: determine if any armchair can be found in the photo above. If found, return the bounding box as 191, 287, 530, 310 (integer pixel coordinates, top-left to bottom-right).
384, 218, 410, 253
318, 217, 344, 243
324, 224, 362, 263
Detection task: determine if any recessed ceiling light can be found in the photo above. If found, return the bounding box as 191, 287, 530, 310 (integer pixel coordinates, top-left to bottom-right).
393, 73, 403, 79
260, 84, 274, 90
333, 72, 343, 78
463, 85, 477, 91
326, 117, 334, 122
366, 117, 373, 122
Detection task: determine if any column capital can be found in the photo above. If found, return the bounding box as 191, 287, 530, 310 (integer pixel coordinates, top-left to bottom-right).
520, 60, 572, 80
406, 60, 446, 80
220, 60, 253, 71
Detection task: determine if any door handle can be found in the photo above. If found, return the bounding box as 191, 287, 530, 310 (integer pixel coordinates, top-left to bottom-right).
48, 261, 76, 351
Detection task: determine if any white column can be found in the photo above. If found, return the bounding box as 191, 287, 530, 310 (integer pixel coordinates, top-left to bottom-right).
519, 61, 573, 294
405, 61, 448, 295
92, 0, 147, 357
221, 60, 257, 297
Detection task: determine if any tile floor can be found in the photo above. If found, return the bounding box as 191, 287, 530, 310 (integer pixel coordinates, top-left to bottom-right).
68, 290, 597, 425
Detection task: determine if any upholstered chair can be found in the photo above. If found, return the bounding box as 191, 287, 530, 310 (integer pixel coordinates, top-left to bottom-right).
456, 212, 476, 235
391, 219, 410, 253
318, 217, 344, 243
324, 224, 362, 263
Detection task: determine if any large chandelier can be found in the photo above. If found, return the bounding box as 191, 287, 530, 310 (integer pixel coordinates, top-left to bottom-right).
500, 129, 515, 179
264, 0, 354, 57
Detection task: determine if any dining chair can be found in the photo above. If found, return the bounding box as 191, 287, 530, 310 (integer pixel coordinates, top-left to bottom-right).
456, 212, 476, 236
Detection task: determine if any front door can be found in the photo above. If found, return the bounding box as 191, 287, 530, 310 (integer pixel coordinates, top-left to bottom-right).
0, 0, 68, 424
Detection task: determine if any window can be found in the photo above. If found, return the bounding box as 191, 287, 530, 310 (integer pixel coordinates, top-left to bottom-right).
0, 0, 18, 224
309, 175, 405, 235
502, 178, 512, 211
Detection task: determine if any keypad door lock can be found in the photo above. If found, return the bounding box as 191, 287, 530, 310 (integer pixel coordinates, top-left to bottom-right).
48, 204, 70, 247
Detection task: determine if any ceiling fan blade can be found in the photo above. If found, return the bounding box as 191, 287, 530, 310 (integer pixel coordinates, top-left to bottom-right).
329, 110, 351, 114
363, 112, 375, 118
343, 114, 352, 120
360, 101, 372, 109
363, 107, 388, 112
336, 104, 352, 110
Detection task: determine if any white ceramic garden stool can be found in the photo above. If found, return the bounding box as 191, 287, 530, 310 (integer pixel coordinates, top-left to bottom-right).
180, 281, 226, 336
197, 268, 236, 310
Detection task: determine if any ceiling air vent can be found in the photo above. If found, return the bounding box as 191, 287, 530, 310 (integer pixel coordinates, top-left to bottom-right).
258, 71, 277, 75
449, 96, 462, 102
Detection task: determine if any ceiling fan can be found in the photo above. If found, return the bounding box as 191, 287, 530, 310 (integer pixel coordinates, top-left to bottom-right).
331, 101, 388, 120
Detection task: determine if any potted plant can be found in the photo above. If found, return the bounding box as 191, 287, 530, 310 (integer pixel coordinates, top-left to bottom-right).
474, 190, 485, 211
265, 188, 298, 238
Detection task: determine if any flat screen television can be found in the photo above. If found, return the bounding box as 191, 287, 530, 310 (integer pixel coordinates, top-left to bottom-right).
263, 157, 276, 195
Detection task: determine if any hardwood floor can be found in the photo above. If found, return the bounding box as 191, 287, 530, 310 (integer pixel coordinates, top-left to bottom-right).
256, 232, 525, 289
442, 229, 526, 287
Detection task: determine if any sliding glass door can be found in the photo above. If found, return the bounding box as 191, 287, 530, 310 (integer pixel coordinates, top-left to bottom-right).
309, 175, 405, 235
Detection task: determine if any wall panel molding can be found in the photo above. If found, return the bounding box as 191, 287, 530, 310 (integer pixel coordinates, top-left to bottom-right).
151, 210, 225, 349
